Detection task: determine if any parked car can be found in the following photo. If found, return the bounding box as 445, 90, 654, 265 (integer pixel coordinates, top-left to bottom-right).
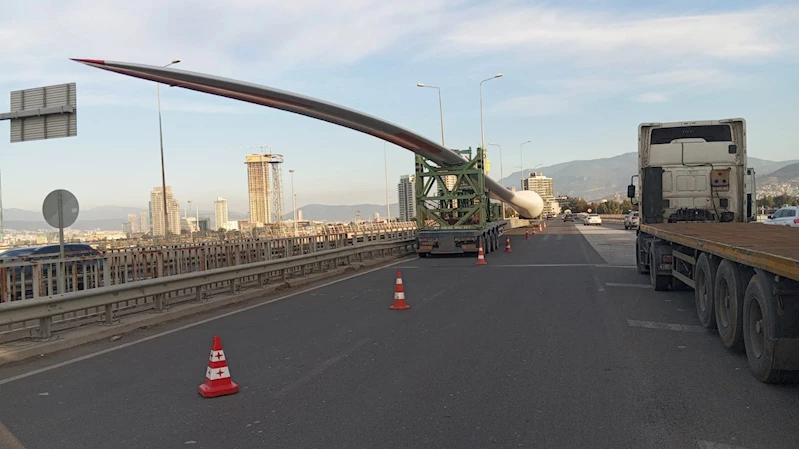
763, 206, 799, 227
624, 211, 640, 229
584, 214, 602, 226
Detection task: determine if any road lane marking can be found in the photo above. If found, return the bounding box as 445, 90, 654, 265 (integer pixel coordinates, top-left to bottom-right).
697, 440, 752, 449
395, 264, 636, 269
605, 282, 651, 289
627, 320, 707, 333
0, 256, 417, 387
273, 338, 370, 399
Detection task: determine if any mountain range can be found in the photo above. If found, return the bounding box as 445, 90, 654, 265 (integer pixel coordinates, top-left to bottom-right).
499, 152, 798, 201
4, 153, 796, 230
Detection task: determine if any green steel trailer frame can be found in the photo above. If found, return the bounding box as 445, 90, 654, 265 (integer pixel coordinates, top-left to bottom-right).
414, 147, 506, 256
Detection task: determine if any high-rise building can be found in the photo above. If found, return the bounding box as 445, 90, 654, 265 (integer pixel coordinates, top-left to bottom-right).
245, 153, 284, 225
398, 174, 416, 222
297, 209, 303, 221
198, 217, 210, 231
214, 197, 229, 231
522, 172, 556, 215
139, 211, 149, 233
126, 213, 139, 233
522, 172, 554, 197
149, 186, 181, 236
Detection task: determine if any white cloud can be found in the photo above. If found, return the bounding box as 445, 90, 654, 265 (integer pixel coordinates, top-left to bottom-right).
633, 92, 668, 103
2, 1, 796, 116
432, 3, 799, 66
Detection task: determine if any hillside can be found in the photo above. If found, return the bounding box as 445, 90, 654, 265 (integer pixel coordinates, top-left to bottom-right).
283, 203, 400, 222
500, 152, 798, 201
761, 162, 799, 182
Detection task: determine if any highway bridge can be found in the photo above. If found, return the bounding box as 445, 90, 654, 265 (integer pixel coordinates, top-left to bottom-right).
0, 219, 796, 449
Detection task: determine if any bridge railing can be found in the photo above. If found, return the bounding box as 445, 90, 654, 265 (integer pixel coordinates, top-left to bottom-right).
0, 238, 416, 343
0, 223, 417, 303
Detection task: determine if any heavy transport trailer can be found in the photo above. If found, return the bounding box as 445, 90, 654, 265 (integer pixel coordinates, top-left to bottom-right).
629, 117, 799, 382
416, 220, 507, 256
635, 223, 799, 383
414, 147, 510, 257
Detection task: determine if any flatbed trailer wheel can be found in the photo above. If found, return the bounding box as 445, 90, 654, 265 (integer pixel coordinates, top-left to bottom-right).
714, 260, 747, 350
648, 245, 670, 291
743, 274, 786, 383
694, 253, 718, 330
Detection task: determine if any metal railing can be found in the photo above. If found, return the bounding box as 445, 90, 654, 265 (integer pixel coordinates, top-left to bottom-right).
0, 238, 416, 342
1, 224, 417, 303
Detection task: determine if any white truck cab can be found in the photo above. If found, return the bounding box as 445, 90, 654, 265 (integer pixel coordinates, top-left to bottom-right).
631, 119, 756, 224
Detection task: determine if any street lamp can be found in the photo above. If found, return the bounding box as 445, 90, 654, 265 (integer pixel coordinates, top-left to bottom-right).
520, 139, 532, 188
488, 142, 505, 218
479, 73, 503, 167
289, 169, 298, 237
157, 58, 181, 241
416, 83, 446, 146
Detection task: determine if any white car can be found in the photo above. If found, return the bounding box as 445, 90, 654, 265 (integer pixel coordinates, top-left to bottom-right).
624, 211, 640, 229
763, 206, 799, 227
584, 214, 602, 225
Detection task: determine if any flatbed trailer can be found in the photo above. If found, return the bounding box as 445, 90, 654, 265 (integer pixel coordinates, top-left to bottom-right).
416, 220, 506, 256
637, 222, 799, 382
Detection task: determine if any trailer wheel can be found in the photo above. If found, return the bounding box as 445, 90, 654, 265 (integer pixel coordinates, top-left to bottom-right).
743, 274, 785, 383
635, 241, 649, 275
648, 246, 670, 291
694, 254, 718, 330
714, 260, 746, 350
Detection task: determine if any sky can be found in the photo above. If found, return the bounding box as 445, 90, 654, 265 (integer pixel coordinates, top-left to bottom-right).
1, 0, 798, 214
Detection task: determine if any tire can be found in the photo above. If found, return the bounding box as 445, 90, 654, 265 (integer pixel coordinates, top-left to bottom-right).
636, 241, 649, 274
694, 254, 718, 330
743, 274, 786, 383
714, 260, 747, 350
649, 245, 670, 291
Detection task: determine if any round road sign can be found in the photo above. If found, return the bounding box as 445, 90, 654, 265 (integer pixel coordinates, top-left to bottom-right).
42, 189, 80, 228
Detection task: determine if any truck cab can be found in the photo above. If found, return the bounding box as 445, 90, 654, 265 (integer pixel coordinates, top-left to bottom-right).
631, 119, 756, 224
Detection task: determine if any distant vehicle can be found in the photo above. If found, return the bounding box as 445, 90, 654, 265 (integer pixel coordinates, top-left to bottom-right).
545, 213, 554, 220
762, 206, 799, 227
584, 214, 602, 226
624, 211, 640, 229
563, 214, 574, 222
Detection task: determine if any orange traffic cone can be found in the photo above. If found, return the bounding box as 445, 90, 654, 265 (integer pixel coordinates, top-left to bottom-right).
389, 270, 410, 310
539, 223, 543, 232
476, 244, 487, 265
532, 228, 536, 235
505, 236, 512, 252
525, 230, 530, 240
198, 336, 239, 398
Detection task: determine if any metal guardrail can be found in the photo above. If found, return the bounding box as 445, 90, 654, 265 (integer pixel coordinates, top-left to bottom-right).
0, 238, 416, 342
1, 224, 417, 303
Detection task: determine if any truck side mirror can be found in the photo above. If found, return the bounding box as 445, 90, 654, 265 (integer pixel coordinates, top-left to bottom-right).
627, 184, 636, 199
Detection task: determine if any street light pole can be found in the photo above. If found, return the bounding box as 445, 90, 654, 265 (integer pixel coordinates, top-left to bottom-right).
488, 142, 505, 218
416, 83, 445, 146
384, 142, 391, 222
157, 58, 181, 242
520, 139, 532, 189
479, 73, 503, 169
289, 169, 298, 237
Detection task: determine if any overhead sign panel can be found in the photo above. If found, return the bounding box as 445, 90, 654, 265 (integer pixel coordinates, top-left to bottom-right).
1, 82, 77, 143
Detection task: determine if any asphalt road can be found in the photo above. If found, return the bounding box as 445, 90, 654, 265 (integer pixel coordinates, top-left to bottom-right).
0, 220, 797, 449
